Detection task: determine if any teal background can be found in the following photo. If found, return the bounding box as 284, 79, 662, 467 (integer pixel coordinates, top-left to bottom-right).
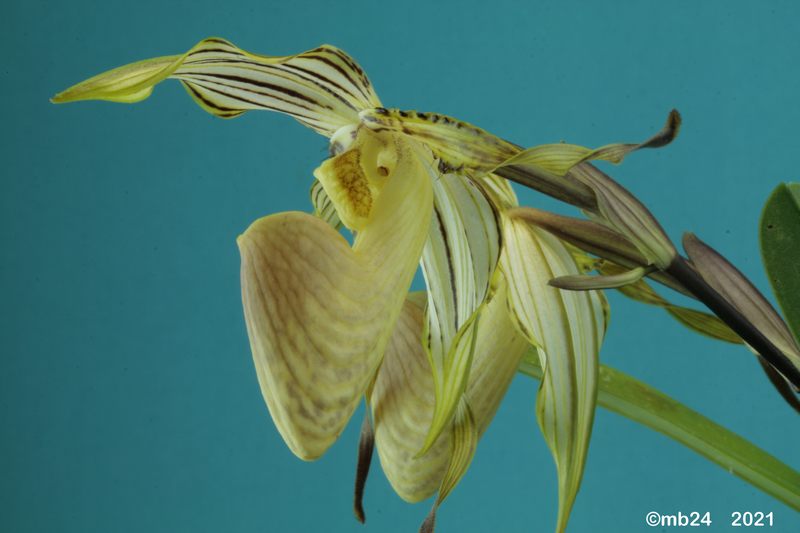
3, 1, 799, 531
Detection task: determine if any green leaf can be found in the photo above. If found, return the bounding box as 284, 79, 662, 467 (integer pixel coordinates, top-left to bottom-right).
519, 354, 800, 511
760, 183, 800, 347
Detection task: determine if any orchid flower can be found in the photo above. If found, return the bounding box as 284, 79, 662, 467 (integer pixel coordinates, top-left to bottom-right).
53, 37, 800, 532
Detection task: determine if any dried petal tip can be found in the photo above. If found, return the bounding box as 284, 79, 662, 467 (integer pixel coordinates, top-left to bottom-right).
353, 414, 374, 524
419, 505, 438, 533
639, 109, 682, 150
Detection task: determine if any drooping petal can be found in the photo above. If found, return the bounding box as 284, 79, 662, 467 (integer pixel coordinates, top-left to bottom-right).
418, 173, 502, 452
465, 280, 532, 433
500, 215, 606, 533
53, 38, 381, 136
495, 110, 680, 175
237, 130, 433, 460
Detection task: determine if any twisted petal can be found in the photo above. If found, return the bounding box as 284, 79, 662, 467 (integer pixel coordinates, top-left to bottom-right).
52, 38, 381, 136
501, 215, 606, 533
418, 173, 502, 452
237, 132, 433, 460
494, 110, 680, 175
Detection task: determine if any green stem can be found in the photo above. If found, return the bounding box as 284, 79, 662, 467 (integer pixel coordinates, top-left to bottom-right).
518, 356, 800, 510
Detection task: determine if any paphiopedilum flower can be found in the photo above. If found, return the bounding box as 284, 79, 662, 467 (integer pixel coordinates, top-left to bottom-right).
55, 37, 716, 532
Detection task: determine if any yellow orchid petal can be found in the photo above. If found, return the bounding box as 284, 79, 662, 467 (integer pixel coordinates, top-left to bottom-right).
53, 38, 381, 136
418, 173, 502, 453
500, 215, 606, 533
493, 109, 681, 175
370, 280, 528, 504
369, 298, 450, 503
237, 130, 433, 460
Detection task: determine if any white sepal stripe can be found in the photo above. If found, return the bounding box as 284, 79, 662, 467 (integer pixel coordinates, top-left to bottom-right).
53, 37, 381, 136
501, 216, 606, 533
419, 173, 502, 453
